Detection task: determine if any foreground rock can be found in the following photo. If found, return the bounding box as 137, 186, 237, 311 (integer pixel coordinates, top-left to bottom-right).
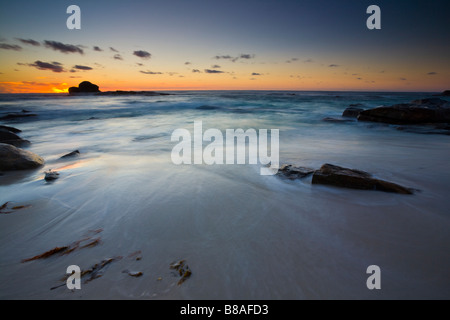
358, 98, 450, 124
69, 81, 100, 95
0, 143, 44, 171
439, 90, 450, 96
312, 164, 414, 194
0, 125, 22, 133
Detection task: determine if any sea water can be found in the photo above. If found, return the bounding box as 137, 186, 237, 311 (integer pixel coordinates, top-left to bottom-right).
0, 91, 449, 299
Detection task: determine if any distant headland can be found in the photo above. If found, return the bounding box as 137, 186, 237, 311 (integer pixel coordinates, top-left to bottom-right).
68, 81, 170, 96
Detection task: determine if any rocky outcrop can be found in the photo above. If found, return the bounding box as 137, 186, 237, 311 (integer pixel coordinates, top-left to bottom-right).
69, 81, 100, 95
0, 143, 44, 171
440, 90, 450, 96
357, 98, 450, 124
311, 164, 414, 194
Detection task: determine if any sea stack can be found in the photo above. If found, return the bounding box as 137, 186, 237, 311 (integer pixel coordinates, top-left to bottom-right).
68, 81, 100, 95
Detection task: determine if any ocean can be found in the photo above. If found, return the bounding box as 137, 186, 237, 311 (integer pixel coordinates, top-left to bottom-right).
1, 90, 449, 299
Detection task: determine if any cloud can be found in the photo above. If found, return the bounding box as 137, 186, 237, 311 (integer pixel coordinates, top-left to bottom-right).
286, 58, 299, 63
73, 65, 93, 71
0, 43, 22, 51
204, 69, 225, 74
133, 50, 151, 59
136, 63, 144, 66
93, 46, 103, 52
185, 61, 191, 65
44, 40, 83, 54
214, 54, 255, 63
110, 47, 119, 52
239, 54, 255, 59
211, 65, 221, 69
328, 64, 340, 67
16, 38, 40, 46
192, 69, 201, 73
427, 72, 437, 75
304, 59, 314, 63
28, 60, 65, 73
113, 54, 123, 60
251, 72, 262, 76
140, 70, 163, 74
214, 55, 233, 60
399, 77, 407, 81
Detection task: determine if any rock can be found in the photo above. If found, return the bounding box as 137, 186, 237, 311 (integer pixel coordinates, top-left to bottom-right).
45, 170, 60, 181
60, 150, 80, 158
0, 143, 44, 171
0, 125, 22, 133
311, 164, 414, 194
358, 98, 450, 124
196, 105, 221, 110
0, 129, 30, 147
322, 117, 353, 123
122, 270, 143, 277
0, 113, 37, 121
343, 106, 365, 118
439, 90, 450, 96
69, 81, 100, 95
99, 90, 170, 96
276, 165, 315, 179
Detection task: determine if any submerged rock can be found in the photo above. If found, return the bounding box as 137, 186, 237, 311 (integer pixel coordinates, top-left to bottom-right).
312, 164, 414, 194
0, 113, 37, 121
343, 105, 365, 118
322, 117, 354, 123
0, 143, 44, 171
358, 98, 450, 124
276, 165, 315, 179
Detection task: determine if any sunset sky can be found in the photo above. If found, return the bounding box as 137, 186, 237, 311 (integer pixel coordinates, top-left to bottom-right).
0, 0, 449, 93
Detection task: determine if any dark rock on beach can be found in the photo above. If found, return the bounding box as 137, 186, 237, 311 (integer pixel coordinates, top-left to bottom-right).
0, 125, 22, 133
439, 90, 450, 96
0, 143, 44, 171
357, 98, 450, 124
311, 164, 414, 194
60, 150, 80, 159
0, 129, 30, 147
69, 81, 100, 95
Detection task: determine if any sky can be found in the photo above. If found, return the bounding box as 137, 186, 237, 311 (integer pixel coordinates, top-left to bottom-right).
0, 0, 449, 93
